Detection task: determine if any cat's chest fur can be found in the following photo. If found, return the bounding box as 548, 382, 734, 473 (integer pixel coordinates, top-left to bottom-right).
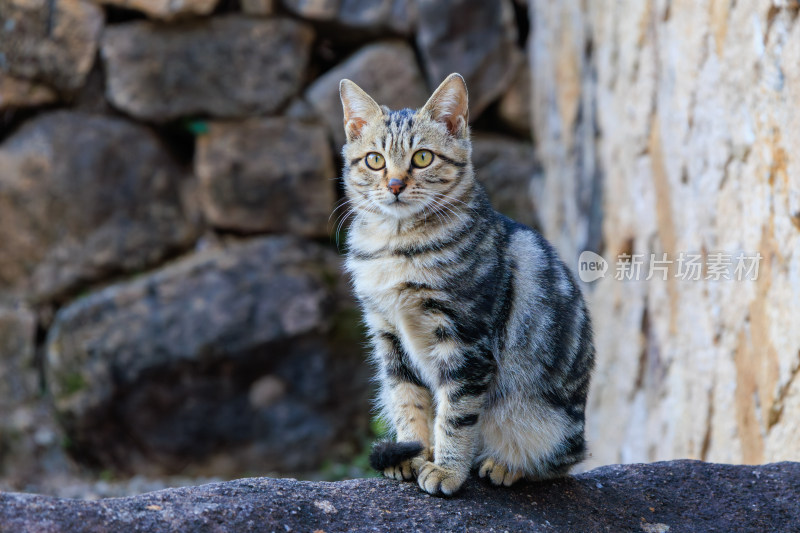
346, 219, 459, 373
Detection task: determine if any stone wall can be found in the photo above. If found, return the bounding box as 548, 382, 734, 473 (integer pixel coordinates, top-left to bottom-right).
0, 0, 538, 493
529, 0, 800, 468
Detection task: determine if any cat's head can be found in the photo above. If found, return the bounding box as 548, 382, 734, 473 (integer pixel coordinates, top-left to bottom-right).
338, 73, 473, 222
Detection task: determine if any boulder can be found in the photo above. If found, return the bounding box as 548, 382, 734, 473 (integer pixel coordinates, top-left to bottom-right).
240, 0, 273, 15
472, 133, 540, 230
0, 306, 37, 408
101, 16, 314, 121
196, 118, 336, 237
415, 0, 523, 120
0, 306, 75, 493
1, 461, 798, 531
0, 74, 58, 110
45, 236, 369, 476
497, 63, 532, 137
92, 0, 218, 20
0, 0, 103, 92
305, 41, 428, 149
282, 0, 416, 36
0, 111, 196, 304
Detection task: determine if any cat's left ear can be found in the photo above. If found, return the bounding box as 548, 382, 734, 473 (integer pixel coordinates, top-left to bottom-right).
421, 73, 469, 139
340, 79, 383, 142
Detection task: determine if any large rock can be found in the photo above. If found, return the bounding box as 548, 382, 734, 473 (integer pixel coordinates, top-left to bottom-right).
0, 306, 74, 493
497, 63, 532, 137
45, 236, 369, 475
0, 111, 196, 304
0, 306, 36, 408
0, 0, 103, 92
415, 0, 523, 119
1, 461, 799, 531
282, 0, 416, 36
305, 41, 428, 149
529, 1, 800, 468
0, 74, 58, 110
101, 16, 314, 121
472, 133, 540, 230
92, 0, 218, 20
196, 118, 336, 237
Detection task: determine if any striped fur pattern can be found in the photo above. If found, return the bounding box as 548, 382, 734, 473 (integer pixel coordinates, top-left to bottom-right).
338, 74, 594, 496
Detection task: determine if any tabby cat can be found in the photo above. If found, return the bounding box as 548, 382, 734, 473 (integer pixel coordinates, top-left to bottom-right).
338, 73, 594, 496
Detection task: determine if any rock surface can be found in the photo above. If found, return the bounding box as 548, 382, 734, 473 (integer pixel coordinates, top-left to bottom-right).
196, 118, 336, 237
1, 460, 798, 532
0, 75, 58, 110
415, 0, 523, 120
0, 111, 195, 303
497, 63, 532, 137
305, 41, 428, 149
93, 0, 219, 20
45, 236, 369, 475
283, 0, 416, 36
0, 0, 104, 92
101, 16, 314, 121
529, 1, 800, 468
472, 133, 540, 230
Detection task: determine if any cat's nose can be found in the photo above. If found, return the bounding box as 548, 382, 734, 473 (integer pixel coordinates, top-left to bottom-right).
388, 179, 406, 196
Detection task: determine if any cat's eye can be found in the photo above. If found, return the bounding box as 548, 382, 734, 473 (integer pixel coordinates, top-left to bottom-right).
412, 150, 434, 168
365, 152, 385, 170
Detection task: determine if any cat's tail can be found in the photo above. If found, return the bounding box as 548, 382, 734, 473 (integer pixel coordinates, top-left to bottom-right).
368, 440, 425, 471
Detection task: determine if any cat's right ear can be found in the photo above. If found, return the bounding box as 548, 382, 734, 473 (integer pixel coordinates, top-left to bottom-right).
339, 80, 382, 142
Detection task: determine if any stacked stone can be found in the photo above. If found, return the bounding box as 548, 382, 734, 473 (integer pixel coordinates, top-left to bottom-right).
0, 0, 540, 493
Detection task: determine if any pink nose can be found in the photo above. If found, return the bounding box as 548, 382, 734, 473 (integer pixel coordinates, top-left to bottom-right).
388, 179, 406, 196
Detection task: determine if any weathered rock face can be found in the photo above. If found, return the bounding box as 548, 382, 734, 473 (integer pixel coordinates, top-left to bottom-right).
0, 306, 37, 408
283, 0, 416, 36
0, 75, 58, 110
0, 111, 196, 304
46, 236, 369, 475
472, 133, 540, 230
497, 63, 532, 137
93, 0, 219, 20
101, 16, 314, 121
1, 461, 799, 532
0, 0, 104, 92
196, 118, 337, 237
415, 0, 523, 120
529, 0, 800, 467
305, 41, 429, 149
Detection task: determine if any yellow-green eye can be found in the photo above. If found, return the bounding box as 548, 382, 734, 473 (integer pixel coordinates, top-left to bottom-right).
365, 152, 385, 170
412, 150, 434, 168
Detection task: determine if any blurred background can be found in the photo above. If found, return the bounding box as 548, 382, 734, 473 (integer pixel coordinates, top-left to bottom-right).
0, 0, 798, 498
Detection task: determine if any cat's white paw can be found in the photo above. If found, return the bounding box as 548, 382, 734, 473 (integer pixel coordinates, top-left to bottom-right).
478, 457, 523, 487
417, 462, 466, 495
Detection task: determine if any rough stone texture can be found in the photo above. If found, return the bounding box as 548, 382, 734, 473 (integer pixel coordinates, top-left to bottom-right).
1, 461, 799, 532
196, 118, 337, 237
472, 133, 540, 230
0, 75, 58, 110
0, 0, 103, 92
0, 111, 196, 304
101, 16, 314, 121
305, 41, 428, 149
415, 0, 524, 120
240, 0, 273, 15
45, 236, 369, 476
529, 0, 800, 468
282, 0, 416, 36
0, 306, 76, 494
497, 63, 532, 137
93, 0, 219, 20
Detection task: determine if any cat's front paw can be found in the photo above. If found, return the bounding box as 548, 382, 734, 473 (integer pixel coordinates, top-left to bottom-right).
383, 448, 431, 481
478, 458, 523, 486
417, 462, 467, 496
